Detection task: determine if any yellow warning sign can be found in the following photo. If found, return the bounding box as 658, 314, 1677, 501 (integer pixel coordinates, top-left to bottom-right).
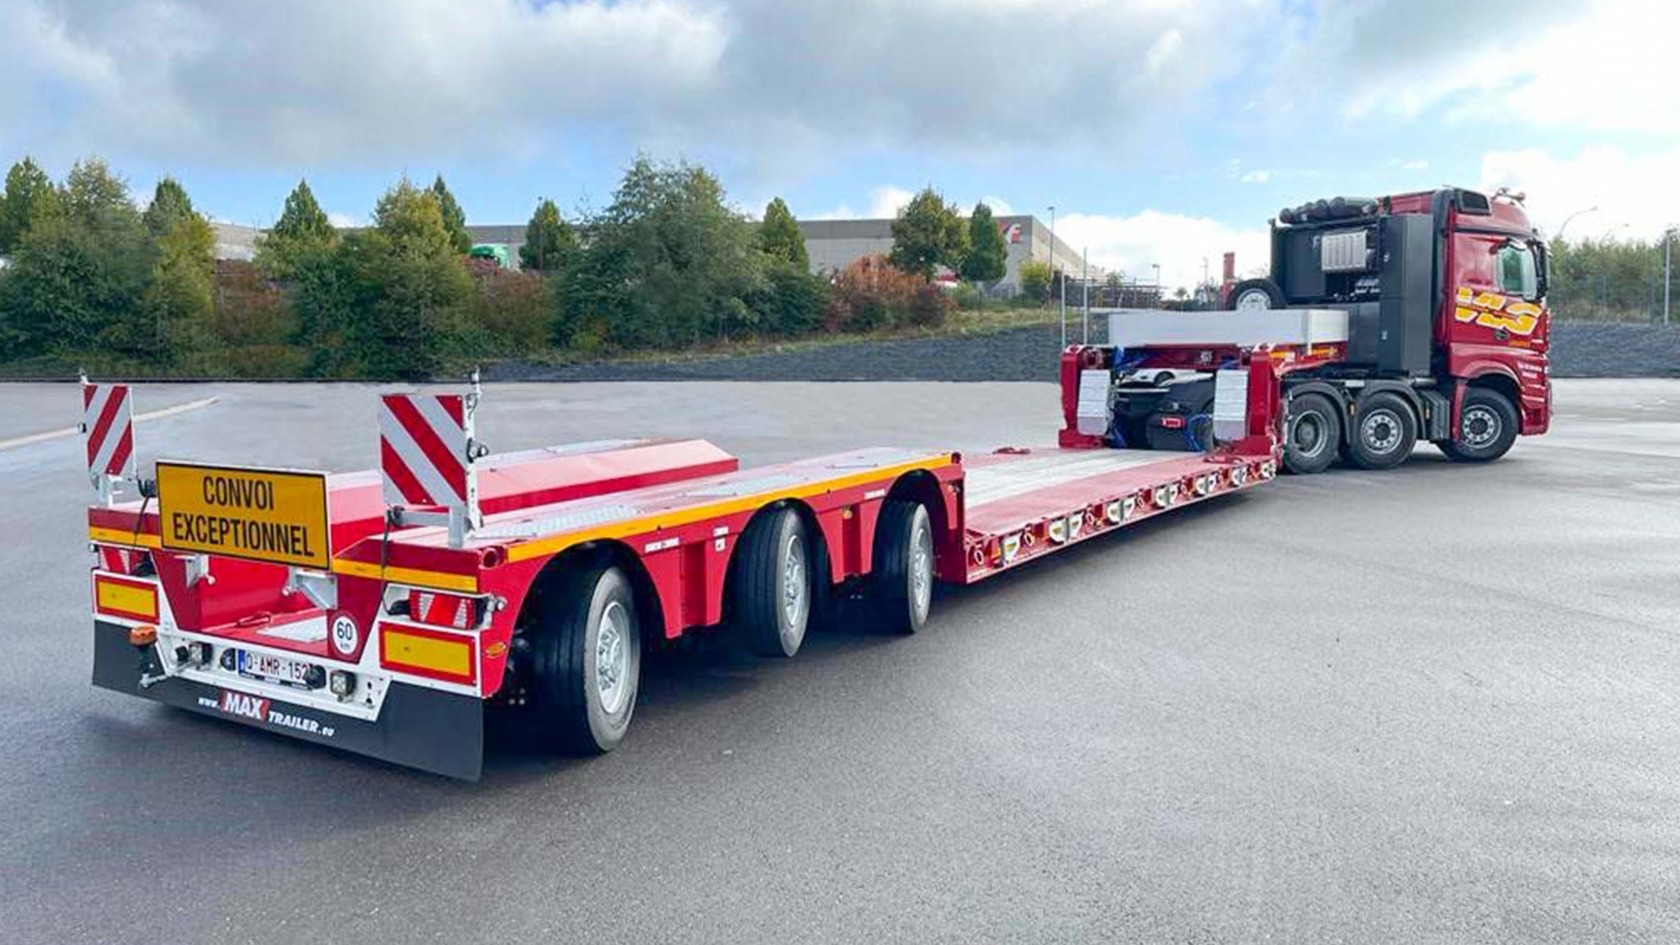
157, 461, 331, 570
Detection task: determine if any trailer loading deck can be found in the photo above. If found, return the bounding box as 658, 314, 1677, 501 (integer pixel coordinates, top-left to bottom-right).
82, 345, 1288, 779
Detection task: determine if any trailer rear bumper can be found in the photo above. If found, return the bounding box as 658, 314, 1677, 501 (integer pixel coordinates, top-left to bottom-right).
91, 620, 484, 780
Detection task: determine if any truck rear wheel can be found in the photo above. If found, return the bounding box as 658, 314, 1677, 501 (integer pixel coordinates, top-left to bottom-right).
1440, 388, 1519, 463
1344, 392, 1417, 470
1283, 393, 1340, 475
507, 564, 641, 754
733, 507, 812, 658
872, 499, 934, 634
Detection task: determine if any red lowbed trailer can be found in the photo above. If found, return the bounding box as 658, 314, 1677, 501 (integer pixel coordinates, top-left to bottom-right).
84, 336, 1309, 779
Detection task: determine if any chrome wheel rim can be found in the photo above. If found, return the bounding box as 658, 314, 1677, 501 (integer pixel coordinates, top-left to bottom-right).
910, 518, 933, 618
1235, 289, 1272, 312
1462, 406, 1499, 447
596, 600, 630, 714
782, 533, 808, 630
1361, 410, 1400, 454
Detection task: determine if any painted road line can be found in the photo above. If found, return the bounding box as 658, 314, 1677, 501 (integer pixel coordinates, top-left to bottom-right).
0, 397, 219, 452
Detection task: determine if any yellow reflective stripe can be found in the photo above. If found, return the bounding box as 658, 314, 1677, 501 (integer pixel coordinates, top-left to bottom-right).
95, 577, 158, 619
331, 558, 479, 594
383, 629, 472, 677
502, 455, 952, 564
88, 527, 161, 548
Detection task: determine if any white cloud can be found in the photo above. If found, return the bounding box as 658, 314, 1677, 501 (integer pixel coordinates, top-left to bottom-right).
0, 0, 1286, 167
326, 211, 359, 229
867, 186, 914, 219
1053, 209, 1269, 291
1239, 170, 1271, 184
1480, 147, 1680, 241
978, 196, 1015, 216
1400, 159, 1428, 172
1283, 0, 1680, 135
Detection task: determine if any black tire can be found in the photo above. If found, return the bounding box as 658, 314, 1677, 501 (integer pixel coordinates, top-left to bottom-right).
1344, 391, 1418, 470
503, 564, 641, 754
1282, 392, 1340, 475
1440, 388, 1519, 463
733, 507, 812, 658
871, 499, 935, 634
1227, 278, 1284, 311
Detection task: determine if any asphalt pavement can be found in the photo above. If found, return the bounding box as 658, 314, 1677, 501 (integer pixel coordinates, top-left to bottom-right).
2, 379, 1677, 944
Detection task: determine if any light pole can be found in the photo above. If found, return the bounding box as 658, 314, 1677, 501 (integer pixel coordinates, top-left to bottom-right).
1664, 225, 1675, 326
1151, 263, 1161, 306
1048, 205, 1060, 346
1081, 246, 1089, 343
1555, 206, 1597, 242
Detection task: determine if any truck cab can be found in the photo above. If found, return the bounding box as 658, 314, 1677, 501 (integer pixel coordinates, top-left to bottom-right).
1217, 186, 1552, 472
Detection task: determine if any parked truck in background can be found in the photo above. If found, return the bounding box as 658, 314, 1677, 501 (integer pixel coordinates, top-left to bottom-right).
1106, 187, 1552, 473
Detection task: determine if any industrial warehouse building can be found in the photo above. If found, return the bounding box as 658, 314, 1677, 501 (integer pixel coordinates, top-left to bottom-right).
797, 215, 1098, 293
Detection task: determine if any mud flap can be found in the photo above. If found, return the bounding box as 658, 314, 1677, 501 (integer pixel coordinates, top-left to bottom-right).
91, 621, 484, 780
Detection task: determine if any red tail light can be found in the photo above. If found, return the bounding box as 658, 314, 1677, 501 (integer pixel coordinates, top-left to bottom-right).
97, 545, 153, 576
402, 590, 486, 630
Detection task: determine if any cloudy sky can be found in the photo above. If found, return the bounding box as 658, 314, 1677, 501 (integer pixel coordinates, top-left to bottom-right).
2, 0, 1676, 289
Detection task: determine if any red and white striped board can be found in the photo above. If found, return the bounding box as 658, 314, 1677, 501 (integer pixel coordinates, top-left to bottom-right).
379, 393, 471, 512
82, 381, 136, 481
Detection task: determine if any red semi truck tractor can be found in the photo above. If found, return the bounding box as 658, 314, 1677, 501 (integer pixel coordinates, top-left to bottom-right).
81, 343, 1301, 779
1109, 187, 1552, 473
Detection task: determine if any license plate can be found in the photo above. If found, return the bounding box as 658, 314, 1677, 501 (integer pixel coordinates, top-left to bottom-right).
237, 650, 313, 687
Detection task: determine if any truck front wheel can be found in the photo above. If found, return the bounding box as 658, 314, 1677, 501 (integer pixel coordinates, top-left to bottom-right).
1344, 392, 1418, 470
872, 500, 934, 634
1441, 388, 1519, 463
504, 564, 642, 754
1283, 393, 1340, 475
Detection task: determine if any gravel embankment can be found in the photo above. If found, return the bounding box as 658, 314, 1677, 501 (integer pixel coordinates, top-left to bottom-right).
489, 315, 1677, 383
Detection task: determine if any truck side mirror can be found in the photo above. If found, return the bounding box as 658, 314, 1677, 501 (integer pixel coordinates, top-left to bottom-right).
1534, 241, 1550, 301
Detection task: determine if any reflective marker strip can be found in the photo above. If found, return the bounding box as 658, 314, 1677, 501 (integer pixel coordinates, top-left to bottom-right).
379, 394, 468, 509
380, 625, 475, 685
95, 574, 159, 622
83, 383, 135, 478
89, 527, 161, 549
330, 559, 479, 594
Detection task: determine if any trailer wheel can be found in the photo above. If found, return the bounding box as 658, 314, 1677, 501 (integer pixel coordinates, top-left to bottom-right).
1344, 392, 1418, 470
1440, 388, 1519, 463
872, 500, 934, 634
1282, 393, 1340, 475
733, 507, 812, 658
512, 564, 642, 754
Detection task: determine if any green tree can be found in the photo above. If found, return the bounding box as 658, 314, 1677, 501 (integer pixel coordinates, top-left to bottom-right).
759, 197, 808, 270
890, 187, 968, 281
431, 175, 472, 254
1019, 259, 1052, 303
254, 180, 352, 369
565, 157, 765, 348
129, 177, 217, 360
960, 202, 1008, 289
519, 198, 577, 273
0, 159, 152, 357
0, 157, 61, 255
343, 178, 474, 378
0, 214, 151, 357
143, 176, 197, 238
